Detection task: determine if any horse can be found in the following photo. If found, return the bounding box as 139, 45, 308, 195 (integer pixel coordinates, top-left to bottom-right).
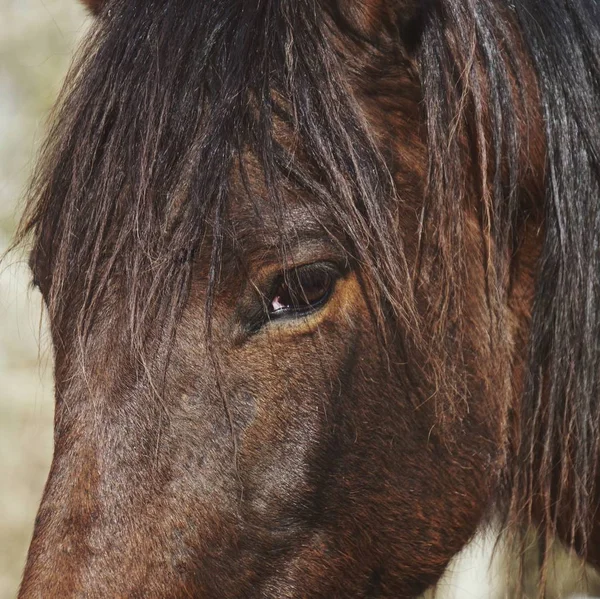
12, 0, 600, 596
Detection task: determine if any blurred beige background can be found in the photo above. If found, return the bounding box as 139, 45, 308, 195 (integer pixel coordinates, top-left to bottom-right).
0, 1, 89, 597
0, 2, 599, 599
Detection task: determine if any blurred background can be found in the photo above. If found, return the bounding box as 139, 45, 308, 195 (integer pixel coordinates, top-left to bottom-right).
0, 1, 89, 597
0, 2, 599, 598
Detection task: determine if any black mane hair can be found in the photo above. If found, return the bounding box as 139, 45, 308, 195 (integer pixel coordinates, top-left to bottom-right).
512, 0, 600, 555
13, 0, 600, 584
418, 0, 600, 573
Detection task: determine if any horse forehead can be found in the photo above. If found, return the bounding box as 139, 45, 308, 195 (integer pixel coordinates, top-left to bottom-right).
228, 195, 339, 252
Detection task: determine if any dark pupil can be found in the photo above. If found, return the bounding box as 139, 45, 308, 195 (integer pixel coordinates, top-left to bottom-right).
270, 268, 333, 314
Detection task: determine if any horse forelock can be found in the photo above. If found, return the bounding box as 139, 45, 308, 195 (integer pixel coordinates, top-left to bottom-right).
18, 0, 417, 346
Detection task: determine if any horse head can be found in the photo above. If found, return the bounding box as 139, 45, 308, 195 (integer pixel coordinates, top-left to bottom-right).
16, 0, 600, 597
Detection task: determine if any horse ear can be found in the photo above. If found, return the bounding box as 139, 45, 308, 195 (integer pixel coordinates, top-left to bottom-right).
79, 0, 106, 15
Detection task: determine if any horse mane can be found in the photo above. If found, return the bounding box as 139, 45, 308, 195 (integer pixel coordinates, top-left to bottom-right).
13, 0, 600, 582
416, 0, 600, 565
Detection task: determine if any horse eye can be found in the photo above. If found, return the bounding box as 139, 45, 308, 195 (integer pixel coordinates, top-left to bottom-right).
268, 264, 337, 318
